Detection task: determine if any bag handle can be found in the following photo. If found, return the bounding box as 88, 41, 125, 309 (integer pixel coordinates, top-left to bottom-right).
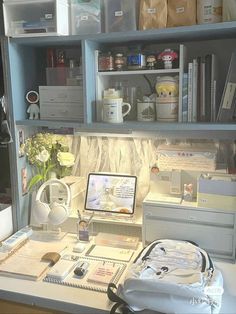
107, 283, 135, 314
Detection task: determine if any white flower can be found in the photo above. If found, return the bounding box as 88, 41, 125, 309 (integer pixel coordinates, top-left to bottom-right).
57, 152, 75, 167
36, 149, 50, 163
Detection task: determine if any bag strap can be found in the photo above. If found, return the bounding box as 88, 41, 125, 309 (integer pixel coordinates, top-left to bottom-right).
107, 283, 135, 314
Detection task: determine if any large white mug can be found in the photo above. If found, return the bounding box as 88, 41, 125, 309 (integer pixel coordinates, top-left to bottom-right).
102, 98, 131, 123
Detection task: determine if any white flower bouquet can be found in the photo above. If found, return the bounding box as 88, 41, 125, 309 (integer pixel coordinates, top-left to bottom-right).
23, 133, 75, 190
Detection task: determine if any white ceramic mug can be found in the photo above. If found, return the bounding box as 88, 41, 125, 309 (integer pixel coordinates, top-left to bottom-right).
102, 98, 131, 123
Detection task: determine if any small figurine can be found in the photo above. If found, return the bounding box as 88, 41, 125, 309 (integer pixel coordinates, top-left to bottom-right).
26, 90, 40, 120
158, 49, 178, 69
183, 183, 193, 202
146, 54, 157, 70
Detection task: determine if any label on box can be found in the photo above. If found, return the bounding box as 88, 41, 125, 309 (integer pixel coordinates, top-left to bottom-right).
176, 7, 185, 13
115, 11, 123, 17
45, 13, 53, 20
147, 8, 156, 14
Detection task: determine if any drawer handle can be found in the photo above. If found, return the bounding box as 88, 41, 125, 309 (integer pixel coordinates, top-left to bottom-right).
189, 216, 196, 221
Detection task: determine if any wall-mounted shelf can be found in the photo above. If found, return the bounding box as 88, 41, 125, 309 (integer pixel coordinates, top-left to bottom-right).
16, 120, 236, 139
9, 21, 236, 46
97, 69, 180, 76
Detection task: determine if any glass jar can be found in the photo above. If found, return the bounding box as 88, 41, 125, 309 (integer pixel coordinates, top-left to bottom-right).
98, 52, 114, 71
127, 47, 146, 70
114, 53, 126, 71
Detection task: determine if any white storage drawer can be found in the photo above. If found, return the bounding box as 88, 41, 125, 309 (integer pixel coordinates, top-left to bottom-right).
143, 204, 234, 227
144, 217, 234, 256
39, 86, 83, 103
3, 0, 69, 37
40, 103, 84, 121
142, 202, 236, 261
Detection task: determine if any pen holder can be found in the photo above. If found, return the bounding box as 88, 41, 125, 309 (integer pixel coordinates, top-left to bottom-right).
77, 218, 93, 242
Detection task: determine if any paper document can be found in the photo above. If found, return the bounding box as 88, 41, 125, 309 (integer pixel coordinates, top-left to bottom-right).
86, 245, 134, 262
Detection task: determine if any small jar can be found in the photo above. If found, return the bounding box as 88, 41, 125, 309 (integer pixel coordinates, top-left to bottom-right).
98, 52, 114, 71
114, 53, 126, 71
127, 47, 146, 70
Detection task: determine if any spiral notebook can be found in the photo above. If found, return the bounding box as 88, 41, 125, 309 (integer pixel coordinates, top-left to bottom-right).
44, 256, 127, 292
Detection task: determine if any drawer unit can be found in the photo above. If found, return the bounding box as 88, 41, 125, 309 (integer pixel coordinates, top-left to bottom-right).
3, 0, 69, 37
39, 86, 84, 121
39, 86, 83, 103
40, 103, 84, 121
143, 200, 236, 261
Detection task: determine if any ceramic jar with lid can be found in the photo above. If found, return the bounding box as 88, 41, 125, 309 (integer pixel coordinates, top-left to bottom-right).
155, 76, 179, 122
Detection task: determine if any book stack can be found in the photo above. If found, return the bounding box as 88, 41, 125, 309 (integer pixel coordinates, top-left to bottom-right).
183, 54, 220, 123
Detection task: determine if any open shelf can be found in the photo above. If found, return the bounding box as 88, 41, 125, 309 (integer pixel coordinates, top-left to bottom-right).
16, 120, 236, 139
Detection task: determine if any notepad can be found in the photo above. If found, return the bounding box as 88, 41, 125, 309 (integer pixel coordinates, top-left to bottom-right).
87, 262, 120, 285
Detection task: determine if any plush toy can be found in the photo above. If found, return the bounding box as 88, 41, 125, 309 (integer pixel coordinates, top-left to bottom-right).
26, 91, 40, 120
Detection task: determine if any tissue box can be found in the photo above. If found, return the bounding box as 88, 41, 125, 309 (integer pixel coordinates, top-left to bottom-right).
197, 174, 236, 210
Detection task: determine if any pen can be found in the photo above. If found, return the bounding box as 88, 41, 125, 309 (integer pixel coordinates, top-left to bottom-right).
77, 209, 82, 221
87, 211, 94, 225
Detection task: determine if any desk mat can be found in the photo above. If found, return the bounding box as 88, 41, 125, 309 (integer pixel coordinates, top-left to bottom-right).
44, 255, 127, 293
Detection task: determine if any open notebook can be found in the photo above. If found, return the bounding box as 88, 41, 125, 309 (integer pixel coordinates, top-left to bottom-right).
0, 239, 67, 281
44, 256, 127, 292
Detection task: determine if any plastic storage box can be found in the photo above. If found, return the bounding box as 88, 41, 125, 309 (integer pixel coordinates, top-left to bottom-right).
70, 0, 101, 35
3, 0, 69, 37
0, 204, 13, 241
39, 86, 84, 121
104, 0, 137, 33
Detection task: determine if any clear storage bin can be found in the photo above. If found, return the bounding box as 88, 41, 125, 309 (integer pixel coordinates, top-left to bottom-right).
104, 0, 137, 33
70, 0, 101, 35
46, 67, 83, 86
3, 0, 69, 37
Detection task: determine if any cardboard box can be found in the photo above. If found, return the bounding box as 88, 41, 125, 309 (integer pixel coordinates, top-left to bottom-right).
197, 174, 236, 210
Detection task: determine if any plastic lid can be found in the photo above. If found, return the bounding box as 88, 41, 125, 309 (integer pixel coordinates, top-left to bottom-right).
103, 88, 120, 98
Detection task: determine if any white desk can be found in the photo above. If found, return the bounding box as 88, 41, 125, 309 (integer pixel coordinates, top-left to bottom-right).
0, 233, 236, 314
0, 232, 137, 314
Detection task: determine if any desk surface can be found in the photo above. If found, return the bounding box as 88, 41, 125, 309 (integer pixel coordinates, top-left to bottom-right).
0, 232, 236, 314
0, 232, 137, 314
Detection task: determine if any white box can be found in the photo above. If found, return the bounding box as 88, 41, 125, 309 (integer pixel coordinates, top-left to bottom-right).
3, 0, 69, 37
0, 204, 13, 241
39, 86, 84, 121
197, 174, 236, 210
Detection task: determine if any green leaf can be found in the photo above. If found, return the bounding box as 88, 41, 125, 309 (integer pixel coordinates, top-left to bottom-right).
28, 174, 43, 191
